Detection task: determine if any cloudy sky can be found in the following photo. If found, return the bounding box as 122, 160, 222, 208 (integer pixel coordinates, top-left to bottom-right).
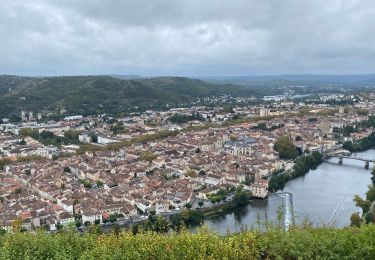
1, 0, 375, 76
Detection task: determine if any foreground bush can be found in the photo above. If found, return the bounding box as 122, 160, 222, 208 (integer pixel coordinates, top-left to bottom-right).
1, 224, 375, 259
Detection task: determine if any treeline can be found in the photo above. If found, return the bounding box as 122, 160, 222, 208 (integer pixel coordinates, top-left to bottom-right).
139, 209, 205, 234
251, 122, 284, 131
350, 169, 375, 227
269, 151, 323, 192
169, 113, 204, 124
77, 130, 179, 154
133, 187, 251, 233
0, 155, 45, 170
1, 224, 375, 259
19, 128, 81, 147
343, 132, 375, 153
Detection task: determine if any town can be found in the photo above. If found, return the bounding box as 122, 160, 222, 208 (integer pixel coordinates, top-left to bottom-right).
0, 92, 374, 232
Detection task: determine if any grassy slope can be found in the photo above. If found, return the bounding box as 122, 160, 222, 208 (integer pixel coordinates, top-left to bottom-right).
1, 225, 375, 259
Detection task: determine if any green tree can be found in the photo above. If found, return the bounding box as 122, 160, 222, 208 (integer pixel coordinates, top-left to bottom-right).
140, 151, 157, 163
96, 180, 104, 188
109, 214, 118, 223
233, 186, 251, 207
350, 213, 361, 227
371, 168, 375, 185
274, 136, 298, 160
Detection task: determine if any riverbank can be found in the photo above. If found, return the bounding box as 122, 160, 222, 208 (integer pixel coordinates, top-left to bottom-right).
269, 151, 323, 192
198, 149, 374, 232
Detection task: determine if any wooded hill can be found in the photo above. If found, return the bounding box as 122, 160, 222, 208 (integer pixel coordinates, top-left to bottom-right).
0, 75, 255, 120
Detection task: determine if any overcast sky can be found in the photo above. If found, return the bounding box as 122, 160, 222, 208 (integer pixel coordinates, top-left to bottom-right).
1, 0, 375, 76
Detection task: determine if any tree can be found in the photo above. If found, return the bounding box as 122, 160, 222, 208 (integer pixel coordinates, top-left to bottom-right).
96, 180, 104, 188
365, 185, 375, 202
230, 135, 238, 142
0, 229, 6, 236
350, 213, 361, 227
75, 221, 82, 228
233, 186, 251, 207
19, 128, 34, 137
365, 212, 375, 224
185, 203, 192, 210
154, 217, 169, 233
63, 166, 71, 173
198, 201, 204, 208
274, 136, 298, 160
371, 168, 375, 185
11, 217, 23, 232
140, 151, 157, 163
56, 223, 63, 230
353, 195, 370, 213
109, 214, 118, 223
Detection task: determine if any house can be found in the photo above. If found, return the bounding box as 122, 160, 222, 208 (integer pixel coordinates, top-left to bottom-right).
251, 179, 269, 198
78, 132, 92, 143
154, 200, 170, 214
135, 199, 151, 213
120, 205, 138, 219
81, 208, 103, 224
59, 212, 75, 226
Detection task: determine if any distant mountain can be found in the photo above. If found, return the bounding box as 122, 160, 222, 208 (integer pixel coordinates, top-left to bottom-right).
0, 75, 254, 120
201, 74, 375, 85
109, 75, 143, 80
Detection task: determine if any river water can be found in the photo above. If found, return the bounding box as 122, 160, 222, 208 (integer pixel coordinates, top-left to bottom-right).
196, 149, 373, 234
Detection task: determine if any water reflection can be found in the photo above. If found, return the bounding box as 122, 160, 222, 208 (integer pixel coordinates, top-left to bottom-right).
195, 149, 373, 234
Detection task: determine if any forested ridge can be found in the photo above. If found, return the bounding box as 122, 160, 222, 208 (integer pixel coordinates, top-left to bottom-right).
0, 75, 254, 119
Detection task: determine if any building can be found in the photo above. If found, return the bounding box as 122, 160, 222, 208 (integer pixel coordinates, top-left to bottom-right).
21, 111, 27, 122
259, 108, 270, 117
251, 179, 269, 198
223, 136, 257, 155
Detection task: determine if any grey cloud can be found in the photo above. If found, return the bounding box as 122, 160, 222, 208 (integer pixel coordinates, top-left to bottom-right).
0, 0, 375, 76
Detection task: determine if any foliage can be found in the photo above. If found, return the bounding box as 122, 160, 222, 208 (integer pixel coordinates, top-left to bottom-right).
1, 224, 375, 259
20, 128, 81, 147
96, 180, 104, 188
0, 155, 45, 170
343, 132, 375, 153
274, 135, 298, 160
269, 152, 323, 192
350, 213, 362, 227
232, 186, 251, 207
169, 113, 204, 124
251, 122, 284, 131
0, 75, 256, 119
139, 151, 157, 163
208, 189, 228, 203
110, 122, 126, 135
79, 179, 92, 189
170, 209, 204, 229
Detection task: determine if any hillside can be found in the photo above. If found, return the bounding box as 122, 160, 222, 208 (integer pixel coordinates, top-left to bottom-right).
0, 75, 254, 119
1, 225, 375, 259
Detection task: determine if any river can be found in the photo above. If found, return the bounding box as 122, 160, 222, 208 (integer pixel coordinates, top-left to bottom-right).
195, 149, 373, 234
